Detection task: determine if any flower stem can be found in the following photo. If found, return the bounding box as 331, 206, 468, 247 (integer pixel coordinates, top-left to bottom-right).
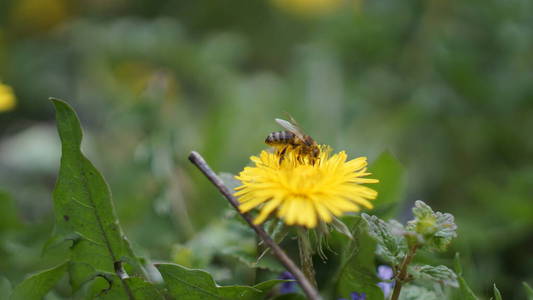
390, 245, 417, 300
188, 151, 322, 300
297, 227, 318, 288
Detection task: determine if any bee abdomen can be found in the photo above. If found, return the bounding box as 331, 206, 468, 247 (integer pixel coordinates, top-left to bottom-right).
265, 131, 295, 145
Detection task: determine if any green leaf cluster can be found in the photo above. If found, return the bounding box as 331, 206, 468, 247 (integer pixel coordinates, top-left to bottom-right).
7, 100, 284, 300
406, 201, 457, 251
362, 200, 460, 299
362, 214, 406, 266
408, 265, 458, 288
335, 216, 385, 300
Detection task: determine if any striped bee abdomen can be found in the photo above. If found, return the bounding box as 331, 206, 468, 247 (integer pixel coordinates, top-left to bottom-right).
265, 131, 296, 146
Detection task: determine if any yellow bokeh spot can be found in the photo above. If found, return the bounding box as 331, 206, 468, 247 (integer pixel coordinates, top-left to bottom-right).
10, 0, 69, 33
0, 83, 16, 112
271, 0, 352, 17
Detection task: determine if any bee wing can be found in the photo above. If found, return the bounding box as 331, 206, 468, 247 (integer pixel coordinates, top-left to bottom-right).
275, 118, 306, 140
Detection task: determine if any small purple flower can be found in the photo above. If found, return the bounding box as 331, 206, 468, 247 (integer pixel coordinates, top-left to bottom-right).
377, 265, 395, 298
279, 271, 297, 294
377, 282, 393, 298
377, 265, 393, 280
350, 292, 366, 300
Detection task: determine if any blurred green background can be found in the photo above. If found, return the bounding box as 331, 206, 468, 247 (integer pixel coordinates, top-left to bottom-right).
0, 0, 532, 298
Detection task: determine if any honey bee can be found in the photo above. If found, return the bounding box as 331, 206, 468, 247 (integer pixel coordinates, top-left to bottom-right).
265, 117, 320, 164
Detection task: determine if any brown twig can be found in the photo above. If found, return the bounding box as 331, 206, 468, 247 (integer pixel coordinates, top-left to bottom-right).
390, 244, 418, 300
188, 151, 321, 300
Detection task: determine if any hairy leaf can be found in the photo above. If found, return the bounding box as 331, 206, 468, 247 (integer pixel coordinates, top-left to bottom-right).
10, 262, 67, 300
336, 216, 385, 300
50, 99, 150, 296
362, 213, 406, 265
406, 201, 457, 250
409, 265, 458, 288
368, 151, 406, 218
156, 263, 285, 300
398, 285, 439, 300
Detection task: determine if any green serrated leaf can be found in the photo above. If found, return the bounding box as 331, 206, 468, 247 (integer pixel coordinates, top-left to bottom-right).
493, 284, 502, 300
362, 213, 406, 265
10, 262, 67, 300
409, 265, 458, 288
0, 277, 12, 300
406, 201, 457, 251
156, 263, 282, 300
86, 275, 162, 300
49, 99, 150, 295
453, 253, 478, 300
523, 282, 533, 300
336, 216, 385, 300
398, 285, 439, 300
369, 151, 406, 218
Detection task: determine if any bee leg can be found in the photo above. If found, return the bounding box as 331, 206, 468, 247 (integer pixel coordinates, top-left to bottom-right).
278, 146, 288, 164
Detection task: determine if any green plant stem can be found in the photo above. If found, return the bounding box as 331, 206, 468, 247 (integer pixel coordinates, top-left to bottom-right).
390, 245, 418, 300
297, 227, 318, 288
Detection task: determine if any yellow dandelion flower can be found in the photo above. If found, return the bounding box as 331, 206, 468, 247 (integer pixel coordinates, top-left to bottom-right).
235, 146, 379, 228
0, 83, 16, 112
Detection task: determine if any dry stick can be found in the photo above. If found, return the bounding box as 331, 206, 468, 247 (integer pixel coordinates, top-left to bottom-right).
189, 151, 321, 300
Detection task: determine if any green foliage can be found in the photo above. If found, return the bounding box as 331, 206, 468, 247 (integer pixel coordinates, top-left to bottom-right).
335, 216, 384, 300
493, 284, 503, 300
171, 216, 284, 272
368, 151, 406, 219
523, 282, 533, 300
362, 202, 460, 299
409, 265, 458, 288
398, 285, 438, 300
10, 262, 67, 300
0, 191, 21, 232
0, 99, 519, 300
49, 99, 149, 297
2, 0, 533, 297
362, 214, 406, 265
85, 276, 162, 300
4, 100, 292, 299
0, 277, 11, 300
406, 201, 457, 251
156, 263, 285, 300
454, 253, 478, 300
272, 294, 306, 300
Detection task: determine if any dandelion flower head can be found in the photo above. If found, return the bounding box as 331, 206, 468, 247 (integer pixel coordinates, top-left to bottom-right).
0, 83, 16, 112
235, 146, 379, 228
